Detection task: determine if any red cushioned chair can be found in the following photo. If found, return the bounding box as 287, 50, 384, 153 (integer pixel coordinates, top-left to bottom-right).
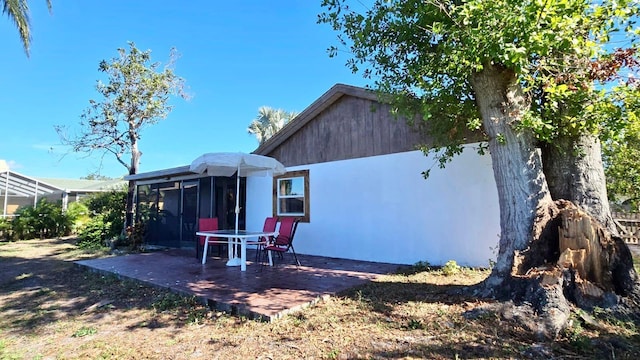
196, 217, 225, 260
254, 216, 278, 261
263, 217, 300, 267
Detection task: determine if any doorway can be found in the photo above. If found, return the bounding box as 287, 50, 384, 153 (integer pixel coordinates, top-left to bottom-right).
215, 177, 246, 231
180, 180, 199, 248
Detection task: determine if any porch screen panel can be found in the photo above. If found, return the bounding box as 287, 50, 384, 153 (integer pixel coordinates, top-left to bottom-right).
135, 184, 153, 223
199, 177, 213, 219
153, 181, 181, 247
141, 184, 160, 244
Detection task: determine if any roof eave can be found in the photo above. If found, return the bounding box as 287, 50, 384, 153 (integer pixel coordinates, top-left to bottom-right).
124, 165, 193, 181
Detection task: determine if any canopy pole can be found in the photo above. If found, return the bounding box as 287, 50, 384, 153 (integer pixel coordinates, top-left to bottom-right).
3, 170, 9, 218
235, 164, 240, 233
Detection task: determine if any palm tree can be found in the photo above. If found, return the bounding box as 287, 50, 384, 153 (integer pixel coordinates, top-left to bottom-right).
2, 0, 52, 56
247, 106, 298, 145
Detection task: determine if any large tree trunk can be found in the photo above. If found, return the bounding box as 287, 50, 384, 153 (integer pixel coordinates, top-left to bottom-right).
470, 64, 553, 289
426, 51, 640, 342
125, 140, 141, 233
468, 66, 640, 338
470, 65, 572, 336
541, 134, 616, 233
538, 134, 640, 322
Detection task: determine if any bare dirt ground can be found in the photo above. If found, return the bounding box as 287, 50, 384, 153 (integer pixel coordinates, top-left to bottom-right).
1, 237, 639, 359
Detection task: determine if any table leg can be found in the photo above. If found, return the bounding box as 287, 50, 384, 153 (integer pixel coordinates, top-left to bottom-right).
201, 236, 209, 265
240, 239, 247, 272
268, 250, 273, 266
227, 237, 233, 259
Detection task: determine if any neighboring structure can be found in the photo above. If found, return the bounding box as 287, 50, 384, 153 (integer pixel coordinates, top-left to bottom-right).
0, 162, 125, 217
126, 84, 500, 267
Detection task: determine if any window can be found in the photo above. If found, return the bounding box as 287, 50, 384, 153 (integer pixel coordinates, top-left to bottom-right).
273, 170, 309, 222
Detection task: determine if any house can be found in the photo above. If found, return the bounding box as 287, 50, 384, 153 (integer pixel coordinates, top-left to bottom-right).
0, 162, 125, 217
125, 84, 500, 267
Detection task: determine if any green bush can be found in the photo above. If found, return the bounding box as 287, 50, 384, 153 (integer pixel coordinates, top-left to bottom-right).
0, 217, 11, 240
66, 201, 90, 233
442, 260, 462, 276
77, 214, 110, 249
77, 189, 126, 248
83, 189, 126, 236
11, 199, 71, 239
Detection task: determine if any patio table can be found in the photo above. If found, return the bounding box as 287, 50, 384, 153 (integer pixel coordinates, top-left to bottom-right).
196, 230, 278, 271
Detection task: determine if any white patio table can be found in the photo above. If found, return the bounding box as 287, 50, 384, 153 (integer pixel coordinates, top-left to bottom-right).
196, 229, 277, 271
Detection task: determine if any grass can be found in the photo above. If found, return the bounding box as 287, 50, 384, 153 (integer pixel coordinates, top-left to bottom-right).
1, 237, 639, 359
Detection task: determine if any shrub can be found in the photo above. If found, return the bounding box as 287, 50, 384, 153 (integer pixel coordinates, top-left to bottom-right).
77, 214, 110, 249
77, 189, 126, 248
0, 217, 11, 240
11, 199, 71, 239
442, 260, 462, 276
66, 201, 90, 233
126, 221, 146, 249
83, 189, 126, 237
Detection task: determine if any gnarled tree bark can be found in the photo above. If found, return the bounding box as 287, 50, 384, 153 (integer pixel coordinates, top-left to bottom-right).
541, 134, 616, 234
470, 64, 553, 289
469, 67, 640, 339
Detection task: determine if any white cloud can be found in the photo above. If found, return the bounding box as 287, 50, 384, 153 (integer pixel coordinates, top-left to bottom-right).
0, 160, 21, 171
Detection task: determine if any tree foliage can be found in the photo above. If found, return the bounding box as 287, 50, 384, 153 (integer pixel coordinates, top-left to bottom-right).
2, 0, 51, 56
56, 42, 189, 173
81, 173, 116, 181
319, 0, 638, 158
247, 106, 298, 145
55, 42, 189, 228
603, 82, 640, 210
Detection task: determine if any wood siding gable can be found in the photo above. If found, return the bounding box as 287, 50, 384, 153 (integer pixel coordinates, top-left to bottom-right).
253, 84, 426, 167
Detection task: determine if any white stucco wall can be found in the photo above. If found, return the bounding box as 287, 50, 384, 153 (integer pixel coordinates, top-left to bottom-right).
246, 146, 500, 267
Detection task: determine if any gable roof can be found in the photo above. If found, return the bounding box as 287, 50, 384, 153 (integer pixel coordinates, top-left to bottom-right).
253, 84, 380, 157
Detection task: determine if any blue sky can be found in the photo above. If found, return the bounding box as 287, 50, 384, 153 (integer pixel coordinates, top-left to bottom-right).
0, 1, 368, 179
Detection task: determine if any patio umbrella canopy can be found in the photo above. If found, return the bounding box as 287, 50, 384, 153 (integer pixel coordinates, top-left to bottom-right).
190, 152, 286, 266
189, 151, 286, 232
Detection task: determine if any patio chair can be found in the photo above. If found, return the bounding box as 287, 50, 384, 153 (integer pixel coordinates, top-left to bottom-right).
263, 217, 300, 267
196, 217, 225, 259
253, 216, 278, 262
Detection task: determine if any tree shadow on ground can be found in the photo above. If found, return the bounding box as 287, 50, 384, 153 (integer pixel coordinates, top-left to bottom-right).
0, 238, 208, 338
333, 274, 640, 359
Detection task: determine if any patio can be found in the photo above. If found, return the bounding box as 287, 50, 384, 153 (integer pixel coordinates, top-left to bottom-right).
76, 249, 403, 321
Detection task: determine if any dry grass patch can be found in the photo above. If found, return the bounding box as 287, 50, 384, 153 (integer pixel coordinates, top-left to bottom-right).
1, 238, 639, 359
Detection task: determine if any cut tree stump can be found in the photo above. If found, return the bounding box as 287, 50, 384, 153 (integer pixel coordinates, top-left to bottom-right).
558, 207, 609, 288
475, 200, 640, 339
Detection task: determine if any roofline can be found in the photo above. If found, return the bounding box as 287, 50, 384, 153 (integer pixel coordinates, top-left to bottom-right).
55, 188, 123, 194
124, 165, 194, 181
3, 170, 64, 191
0, 170, 63, 196
253, 83, 380, 156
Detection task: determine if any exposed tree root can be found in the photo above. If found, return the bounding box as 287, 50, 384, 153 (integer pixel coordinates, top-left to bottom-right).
468, 200, 640, 339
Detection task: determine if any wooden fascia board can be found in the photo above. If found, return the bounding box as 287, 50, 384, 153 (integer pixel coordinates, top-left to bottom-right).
253, 84, 380, 156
